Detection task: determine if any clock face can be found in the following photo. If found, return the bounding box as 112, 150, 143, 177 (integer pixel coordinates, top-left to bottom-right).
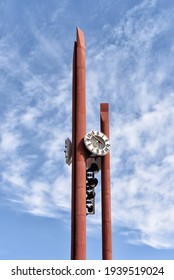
84, 131, 110, 156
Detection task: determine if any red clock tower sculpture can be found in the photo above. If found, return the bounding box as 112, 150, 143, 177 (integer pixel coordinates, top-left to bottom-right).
64, 27, 112, 260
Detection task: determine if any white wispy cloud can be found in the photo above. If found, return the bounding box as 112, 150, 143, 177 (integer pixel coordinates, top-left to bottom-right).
0, 9, 72, 220
85, 0, 174, 249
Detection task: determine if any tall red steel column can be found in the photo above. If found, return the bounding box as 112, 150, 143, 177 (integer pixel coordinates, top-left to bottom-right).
71, 27, 87, 260
100, 103, 112, 260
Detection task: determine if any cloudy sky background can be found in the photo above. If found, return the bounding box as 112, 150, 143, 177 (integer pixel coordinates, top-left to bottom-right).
0, 0, 174, 259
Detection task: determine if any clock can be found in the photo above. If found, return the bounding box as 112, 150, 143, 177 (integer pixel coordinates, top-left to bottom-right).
64, 138, 72, 165
84, 130, 110, 156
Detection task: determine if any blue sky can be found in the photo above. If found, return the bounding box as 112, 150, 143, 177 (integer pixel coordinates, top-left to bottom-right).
0, 0, 174, 260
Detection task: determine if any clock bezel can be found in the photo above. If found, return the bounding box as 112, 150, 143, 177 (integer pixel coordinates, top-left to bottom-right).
84, 130, 110, 156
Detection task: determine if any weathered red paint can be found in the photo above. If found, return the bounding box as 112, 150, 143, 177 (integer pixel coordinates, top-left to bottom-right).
100, 103, 112, 260
71, 27, 87, 260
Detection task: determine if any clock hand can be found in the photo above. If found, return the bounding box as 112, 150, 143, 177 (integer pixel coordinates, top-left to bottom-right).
93, 135, 103, 144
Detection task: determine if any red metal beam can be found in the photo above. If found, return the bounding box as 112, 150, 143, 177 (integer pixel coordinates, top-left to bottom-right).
71, 27, 87, 260
100, 103, 112, 260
